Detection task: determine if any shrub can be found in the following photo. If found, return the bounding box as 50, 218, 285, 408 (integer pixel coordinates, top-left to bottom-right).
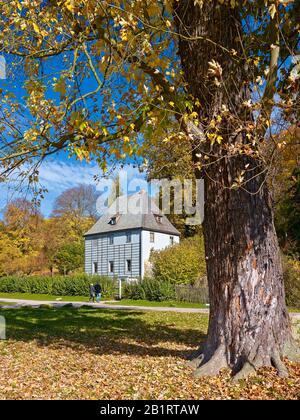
123, 277, 175, 301
283, 256, 300, 308
150, 235, 206, 285
0, 274, 116, 298
53, 242, 84, 275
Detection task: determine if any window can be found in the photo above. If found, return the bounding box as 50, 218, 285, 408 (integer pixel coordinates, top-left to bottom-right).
93, 262, 98, 274
109, 216, 117, 225
126, 259, 132, 272
150, 232, 155, 243
170, 236, 174, 245
109, 214, 120, 225
126, 232, 131, 243
92, 239, 97, 249
109, 261, 114, 273
109, 235, 114, 245
155, 214, 162, 224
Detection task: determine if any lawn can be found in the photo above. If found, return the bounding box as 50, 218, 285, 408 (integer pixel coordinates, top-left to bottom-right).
0, 305, 299, 400
0, 292, 89, 302
0, 301, 17, 306
108, 299, 208, 309
0, 293, 208, 308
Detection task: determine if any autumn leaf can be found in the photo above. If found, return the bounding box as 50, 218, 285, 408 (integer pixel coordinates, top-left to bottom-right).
53, 78, 67, 98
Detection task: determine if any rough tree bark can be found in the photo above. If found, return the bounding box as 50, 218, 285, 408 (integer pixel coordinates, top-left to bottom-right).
174, 0, 299, 379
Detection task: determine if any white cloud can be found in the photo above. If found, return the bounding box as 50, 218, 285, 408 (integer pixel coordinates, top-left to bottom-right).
38, 160, 101, 192
0, 160, 146, 217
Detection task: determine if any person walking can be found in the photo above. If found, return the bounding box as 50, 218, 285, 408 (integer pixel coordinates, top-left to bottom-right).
89, 283, 95, 303
94, 282, 102, 303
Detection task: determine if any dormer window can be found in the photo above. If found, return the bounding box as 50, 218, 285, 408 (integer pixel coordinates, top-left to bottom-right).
155, 214, 162, 224
109, 214, 119, 225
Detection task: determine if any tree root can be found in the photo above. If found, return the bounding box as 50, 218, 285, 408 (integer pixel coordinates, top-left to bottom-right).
232, 362, 256, 382
193, 345, 228, 378
190, 339, 299, 381
188, 353, 204, 369
271, 351, 289, 378
232, 350, 290, 382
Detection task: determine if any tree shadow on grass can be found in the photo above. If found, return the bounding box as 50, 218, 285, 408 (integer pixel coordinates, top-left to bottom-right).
0, 306, 208, 359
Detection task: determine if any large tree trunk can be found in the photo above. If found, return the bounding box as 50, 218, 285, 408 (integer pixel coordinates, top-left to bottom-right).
174, 0, 299, 379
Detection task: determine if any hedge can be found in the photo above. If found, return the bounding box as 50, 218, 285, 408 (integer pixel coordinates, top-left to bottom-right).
123, 277, 175, 301
0, 274, 117, 298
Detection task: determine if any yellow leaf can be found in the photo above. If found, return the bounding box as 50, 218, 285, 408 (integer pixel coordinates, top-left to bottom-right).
253, 57, 260, 66
53, 77, 67, 97
32, 22, 40, 34
268, 4, 276, 19
65, 0, 75, 13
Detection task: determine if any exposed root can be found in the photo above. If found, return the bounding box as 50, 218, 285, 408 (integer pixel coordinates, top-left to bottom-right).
271, 351, 289, 378
194, 345, 228, 378
232, 347, 292, 382
191, 338, 299, 381
188, 353, 204, 369
232, 361, 256, 382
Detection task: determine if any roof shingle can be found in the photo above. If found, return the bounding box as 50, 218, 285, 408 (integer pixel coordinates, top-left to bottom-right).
84, 190, 180, 236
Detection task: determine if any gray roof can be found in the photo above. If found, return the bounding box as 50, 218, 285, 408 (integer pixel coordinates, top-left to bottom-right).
84, 190, 180, 236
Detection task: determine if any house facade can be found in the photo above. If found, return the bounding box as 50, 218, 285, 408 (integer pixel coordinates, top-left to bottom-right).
84, 190, 180, 279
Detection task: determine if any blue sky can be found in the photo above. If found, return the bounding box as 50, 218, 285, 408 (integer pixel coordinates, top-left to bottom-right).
0, 154, 147, 218
0, 46, 148, 219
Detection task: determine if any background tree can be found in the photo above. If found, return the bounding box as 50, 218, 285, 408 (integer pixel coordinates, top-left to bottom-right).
275, 167, 300, 256
52, 184, 98, 236
151, 235, 206, 285
1, 199, 44, 274
0, 185, 97, 275
0, 0, 299, 379
267, 125, 300, 256
53, 241, 84, 275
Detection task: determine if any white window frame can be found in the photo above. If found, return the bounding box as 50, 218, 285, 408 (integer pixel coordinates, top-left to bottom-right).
93, 262, 98, 274
109, 261, 114, 273
126, 259, 132, 272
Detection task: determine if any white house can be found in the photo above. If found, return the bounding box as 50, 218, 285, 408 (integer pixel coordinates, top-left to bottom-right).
84, 190, 180, 279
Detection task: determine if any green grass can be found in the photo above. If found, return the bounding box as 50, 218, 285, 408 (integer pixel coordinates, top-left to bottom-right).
0, 301, 17, 306
0, 292, 298, 312
0, 292, 89, 302
0, 304, 208, 345
0, 293, 208, 308
109, 299, 208, 309
288, 307, 300, 313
